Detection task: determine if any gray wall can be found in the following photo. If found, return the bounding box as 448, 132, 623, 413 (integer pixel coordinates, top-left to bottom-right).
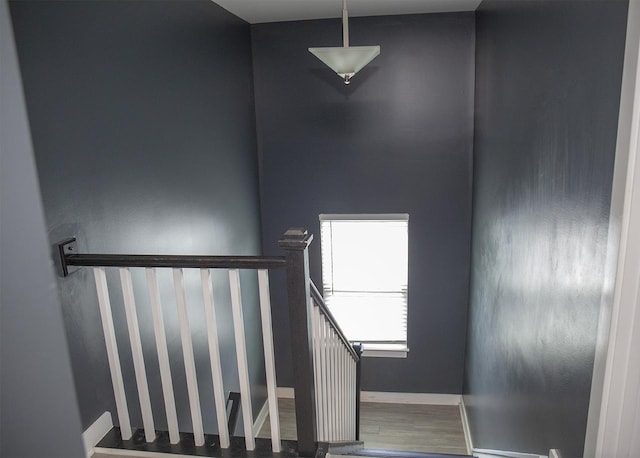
10, 0, 265, 434
464, 1, 628, 456
252, 13, 475, 393
0, 0, 85, 455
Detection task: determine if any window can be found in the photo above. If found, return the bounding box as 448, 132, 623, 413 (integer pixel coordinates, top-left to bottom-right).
319, 214, 409, 357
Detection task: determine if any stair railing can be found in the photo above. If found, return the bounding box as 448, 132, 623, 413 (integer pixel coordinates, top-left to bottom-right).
279, 228, 362, 456
57, 227, 361, 457
57, 238, 285, 453
310, 280, 362, 442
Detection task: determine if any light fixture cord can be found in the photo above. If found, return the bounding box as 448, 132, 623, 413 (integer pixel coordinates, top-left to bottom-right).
342, 0, 349, 47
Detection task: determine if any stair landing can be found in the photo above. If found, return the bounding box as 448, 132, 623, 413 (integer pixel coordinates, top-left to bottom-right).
259, 399, 468, 456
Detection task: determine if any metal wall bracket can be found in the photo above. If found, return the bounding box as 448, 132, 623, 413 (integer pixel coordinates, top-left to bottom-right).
57, 237, 77, 277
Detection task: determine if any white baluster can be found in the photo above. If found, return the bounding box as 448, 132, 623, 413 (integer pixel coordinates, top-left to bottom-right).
326, 327, 332, 441
345, 348, 349, 439
311, 308, 317, 439
229, 269, 255, 451
319, 308, 328, 441
349, 355, 354, 440
351, 356, 356, 440
331, 328, 339, 441
342, 350, 347, 440
119, 268, 155, 442
173, 268, 204, 446
312, 306, 322, 441
146, 268, 179, 444
337, 338, 342, 440
336, 331, 342, 440
321, 318, 330, 441
354, 356, 357, 440
338, 347, 343, 440
200, 269, 230, 448
343, 350, 347, 440
345, 353, 349, 441
327, 325, 333, 442
338, 348, 345, 440
336, 333, 341, 439
93, 268, 132, 440
347, 354, 352, 440
257, 270, 281, 452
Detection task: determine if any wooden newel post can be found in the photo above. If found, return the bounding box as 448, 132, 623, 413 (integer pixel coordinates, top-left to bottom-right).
278, 228, 317, 456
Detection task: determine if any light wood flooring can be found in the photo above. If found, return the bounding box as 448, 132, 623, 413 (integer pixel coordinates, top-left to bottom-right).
257, 398, 468, 456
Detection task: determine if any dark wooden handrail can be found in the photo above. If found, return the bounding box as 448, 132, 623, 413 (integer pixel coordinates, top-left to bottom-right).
309, 280, 360, 362
57, 238, 285, 276
66, 253, 286, 269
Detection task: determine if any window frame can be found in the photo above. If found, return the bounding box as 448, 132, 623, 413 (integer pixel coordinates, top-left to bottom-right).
319, 213, 410, 358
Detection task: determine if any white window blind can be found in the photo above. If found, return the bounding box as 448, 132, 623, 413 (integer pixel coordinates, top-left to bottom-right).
319, 214, 408, 348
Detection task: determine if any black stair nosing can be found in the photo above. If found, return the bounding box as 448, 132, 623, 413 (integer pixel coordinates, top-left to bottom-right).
349, 449, 472, 458
315, 440, 364, 457
95, 426, 300, 457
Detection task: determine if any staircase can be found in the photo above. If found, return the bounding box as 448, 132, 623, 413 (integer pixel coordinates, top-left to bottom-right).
58, 228, 470, 458
93, 427, 301, 457
92, 429, 470, 458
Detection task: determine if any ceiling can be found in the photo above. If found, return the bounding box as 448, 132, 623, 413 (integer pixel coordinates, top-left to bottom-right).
211, 0, 481, 24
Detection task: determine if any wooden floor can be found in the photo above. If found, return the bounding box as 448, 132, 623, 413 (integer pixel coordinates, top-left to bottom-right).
258, 398, 468, 456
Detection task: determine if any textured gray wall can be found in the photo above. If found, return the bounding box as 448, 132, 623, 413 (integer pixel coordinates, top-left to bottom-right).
252, 13, 475, 393
10, 0, 265, 435
0, 0, 85, 455
464, 1, 628, 456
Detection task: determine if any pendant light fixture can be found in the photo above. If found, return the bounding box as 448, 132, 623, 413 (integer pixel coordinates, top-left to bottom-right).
309, 0, 380, 85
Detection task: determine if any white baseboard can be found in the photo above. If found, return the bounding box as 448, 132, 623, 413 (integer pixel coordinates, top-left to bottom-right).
457, 397, 553, 458
252, 399, 270, 437
277, 387, 295, 398
277, 387, 460, 405
460, 397, 473, 454
93, 448, 193, 458
82, 411, 113, 457
472, 448, 547, 458
361, 391, 461, 405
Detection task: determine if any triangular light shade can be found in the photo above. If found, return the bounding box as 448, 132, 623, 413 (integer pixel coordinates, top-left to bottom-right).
309, 46, 380, 81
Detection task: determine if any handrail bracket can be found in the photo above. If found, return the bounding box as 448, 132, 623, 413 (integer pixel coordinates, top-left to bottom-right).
57, 237, 77, 277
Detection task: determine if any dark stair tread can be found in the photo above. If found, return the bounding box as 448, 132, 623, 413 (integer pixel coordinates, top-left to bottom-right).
96, 427, 300, 457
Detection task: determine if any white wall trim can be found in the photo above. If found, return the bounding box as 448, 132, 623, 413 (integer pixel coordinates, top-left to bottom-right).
458, 397, 554, 458
548, 449, 561, 458
460, 396, 474, 455
361, 348, 409, 358
277, 387, 295, 398
252, 399, 270, 438
277, 387, 461, 405
472, 449, 546, 458
82, 411, 113, 457
92, 448, 194, 458
588, 1, 640, 457
360, 391, 460, 405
